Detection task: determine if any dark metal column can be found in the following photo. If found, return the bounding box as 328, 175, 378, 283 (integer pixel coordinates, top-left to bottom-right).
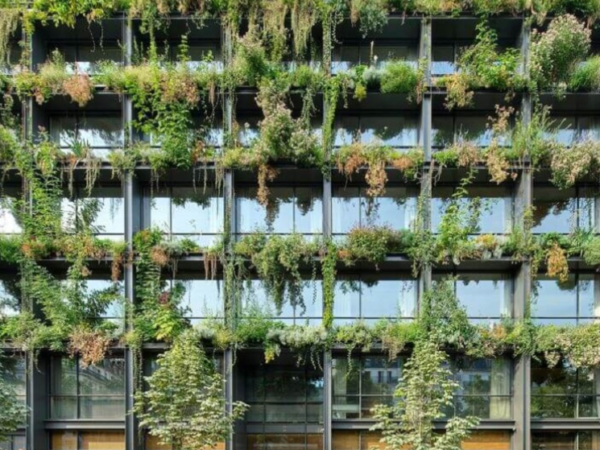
222, 21, 237, 450
513, 19, 532, 450
419, 19, 433, 295
122, 14, 141, 450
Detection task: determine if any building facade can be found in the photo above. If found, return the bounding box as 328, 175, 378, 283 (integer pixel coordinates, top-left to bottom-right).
0, 3, 599, 450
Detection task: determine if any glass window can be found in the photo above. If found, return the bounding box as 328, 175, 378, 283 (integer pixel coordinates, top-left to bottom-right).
155, 43, 221, 70
1, 357, 26, 406
333, 277, 417, 325
532, 431, 600, 450
438, 274, 512, 324
168, 278, 223, 322
58, 279, 124, 321
532, 359, 600, 419
532, 275, 597, 325
50, 357, 125, 419
0, 435, 25, 450
335, 116, 418, 149
0, 279, 20, 317
0, 42, 22, 74
244, 363, 323, 424
431, 188, 513, 234
236, 187, 322, 235
61, 188, 124, 240
332, 187, 417, 236
450, 357, 512, 419
549, 116, 600, 145
432, 45, 456, 75
242, 280, 323, 325
50, 116, 123, 158
332, 43, 417, 73
48, 44, 121, 73
432, 116, 501, 149
532, 187, 595, 234
0, 187, 21, 235
150, 186, 223, 247
332, 356, 403, 419
432, 116, 454, 149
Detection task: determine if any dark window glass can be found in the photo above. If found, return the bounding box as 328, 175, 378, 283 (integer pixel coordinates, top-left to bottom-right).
50, 357, 125, 419
332, 356, 403, 419
531, 359, 600, 419
532, 431, 600, 450
244, 364, 323, 425
450, 357, 511, 419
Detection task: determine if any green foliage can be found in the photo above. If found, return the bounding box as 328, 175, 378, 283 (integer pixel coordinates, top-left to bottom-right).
234, 233, 318, 313
570, 55, 600, 91
134, 329, 248, 450
420, 277, 476, 349
132, 229, 199, 342
26, 0, 126, 28
438, 21, 523, 109
379, 60, 420, 95
0, 360, 27, 441
371, 339, 479, 450
582, 236, 600, 266
321, 241, 337, 329
14, 50, 94, 106
338, 226, 414, 267
336, 142, 423, 197
529, 14, 591, 92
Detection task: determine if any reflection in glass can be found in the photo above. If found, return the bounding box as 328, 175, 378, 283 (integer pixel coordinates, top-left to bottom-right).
150, 187, 224, 247
455, 275, 511, 322
531, 359, 600, 418
335, 116, 418, 148
532, 275, 597, 325
332, 356, 403, 419
245, 364, 323, 425
242, 280, 323, 324
431, 188, 512, 234
236, 187, 322, 235
532, 188, 594, 234
50, 357, 125, 419
50, 116, 123, 158
332, 187, 417, 235
61, 188, 124, 239
333, 278, 416, 322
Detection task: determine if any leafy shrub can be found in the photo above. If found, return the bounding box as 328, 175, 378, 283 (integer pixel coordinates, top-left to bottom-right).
570, 55, 600, 91
380, 61, 419, 94
529, 14, 591, 90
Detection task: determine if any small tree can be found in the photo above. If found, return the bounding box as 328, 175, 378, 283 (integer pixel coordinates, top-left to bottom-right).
371, 339, 479, 450
134, 329, 248, 450
0, 363, 27, 442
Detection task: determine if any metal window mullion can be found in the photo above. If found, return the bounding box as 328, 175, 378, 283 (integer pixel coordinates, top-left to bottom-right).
76, 358, 81, 419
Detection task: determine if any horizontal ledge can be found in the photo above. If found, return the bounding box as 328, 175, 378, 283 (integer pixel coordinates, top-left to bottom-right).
531, 419, 600, 430
45, 420, 125, 430
332, 419, 516, 430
